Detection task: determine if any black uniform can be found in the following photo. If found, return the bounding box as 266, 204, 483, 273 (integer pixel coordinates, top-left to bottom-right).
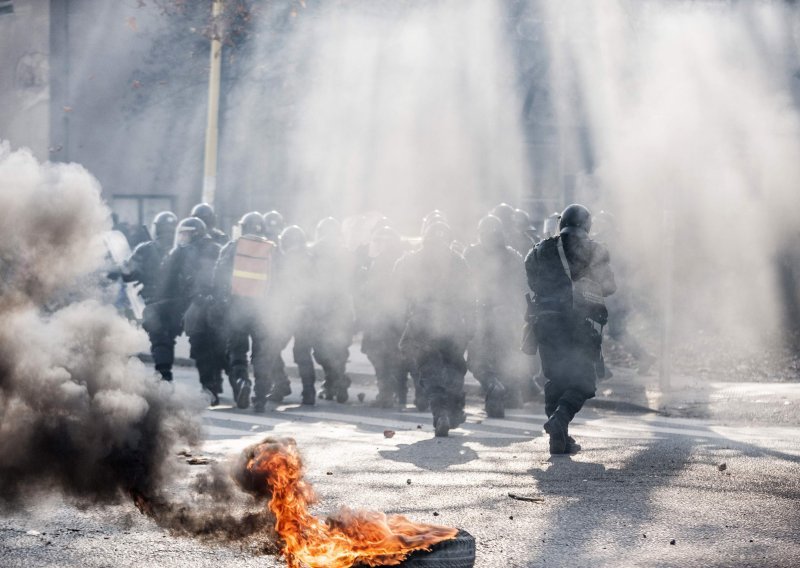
208, 228, 229, 247
358, 240, 411, 407
395, 242, 475, 435
309, 239, 356, 403
464, 242, 527, 415
123, 239, 177, 380
266, 245, 317, 405
158, 235, 224, 394
525, 226, 615, 449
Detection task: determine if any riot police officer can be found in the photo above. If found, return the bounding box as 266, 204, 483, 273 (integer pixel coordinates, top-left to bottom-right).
395, 221, 475, 437
309, 217, 355, 403
191, 203, 229, 247
358, 225, 411, 408
214, 212, 275, 411
265, 225, 316, 406
158, 217, 224, 403
525, 204, 616, 454
464, 215, 528, 418
122, 211, 178, 380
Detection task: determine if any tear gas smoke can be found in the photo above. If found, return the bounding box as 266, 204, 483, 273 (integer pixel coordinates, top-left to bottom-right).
0, 142, 196, 506
223, 0, 533, 235
537, 0, 800, 349
0, 143, 273, 547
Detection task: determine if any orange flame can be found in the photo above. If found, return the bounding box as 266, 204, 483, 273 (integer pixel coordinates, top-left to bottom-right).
245, 438, 458, 568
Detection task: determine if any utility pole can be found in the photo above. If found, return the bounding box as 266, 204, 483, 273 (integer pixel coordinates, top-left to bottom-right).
659, 207, 675, 391
202, 0, 224, 206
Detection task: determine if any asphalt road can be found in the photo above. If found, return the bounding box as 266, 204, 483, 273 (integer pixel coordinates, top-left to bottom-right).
2, 362, 799, 568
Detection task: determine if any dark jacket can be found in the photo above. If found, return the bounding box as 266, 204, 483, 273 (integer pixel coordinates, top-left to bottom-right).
157, 236, 221, 316
122, 239, 171, 304
394, 244, 476, 342
525, 227, 616, 316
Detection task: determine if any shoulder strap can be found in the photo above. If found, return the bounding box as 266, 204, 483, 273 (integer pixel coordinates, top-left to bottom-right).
556, 237, 573, 282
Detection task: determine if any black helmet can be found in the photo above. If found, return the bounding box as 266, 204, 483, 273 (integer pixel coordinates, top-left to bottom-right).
279, 225, 307, 254
190, 203, 216, 229
492, 203, 515, 227
477, 215, 505, 248
239, 211, 265, 237
152, 211, 178, 240
315, 216, 342, 243
420, 211, 448, 236
176, 216, 207, 246
559, 204, 592, 232
512, 208, 532, 231
262, 210, 285, 238
422, 221, 452, 249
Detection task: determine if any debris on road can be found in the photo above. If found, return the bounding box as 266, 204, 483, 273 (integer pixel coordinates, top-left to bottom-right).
718, 463, 727, 472
508, 493, 544, 503
186, 456, 211, 465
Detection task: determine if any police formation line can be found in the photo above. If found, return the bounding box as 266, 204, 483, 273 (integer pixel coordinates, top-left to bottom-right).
121, 203, 653, 454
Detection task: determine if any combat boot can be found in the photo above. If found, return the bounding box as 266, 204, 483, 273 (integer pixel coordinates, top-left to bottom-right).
301, 387, 316, 405
434, 414, 451, 437
230, 365, 251, 410
543, 408, 569, 455
335, 374, 351, 404
485, 379, 506, 419
266, 380, 292, 403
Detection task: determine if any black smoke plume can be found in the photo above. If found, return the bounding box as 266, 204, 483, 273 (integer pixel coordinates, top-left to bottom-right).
0, 143, 275, 548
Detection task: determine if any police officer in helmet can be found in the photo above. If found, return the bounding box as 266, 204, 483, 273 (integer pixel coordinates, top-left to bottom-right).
464, 215, 528, 418
122, 211, 178, 380
191, 203, 228, 246
264, 225, 317, 406
158, 216, 224, 403
395, 221, 476, 437
309, 217, 356, 403
524, 204, 616, 454
214, 212, 275, 411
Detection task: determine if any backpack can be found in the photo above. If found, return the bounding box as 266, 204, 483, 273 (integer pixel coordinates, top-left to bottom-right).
231, 236, 274, 298
556, 237, 608, 326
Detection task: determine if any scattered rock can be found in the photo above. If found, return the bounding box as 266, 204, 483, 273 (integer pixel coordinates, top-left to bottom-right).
670, 539, 676, 545
509, 516, 514, 520
643, 534, 647, 538
177, 449, 192, 457
357, 393, 366, 403
416, 424, 422, 429
406, 479, 412, 485
326, 472, 333, 476
718, 463, 727, 472
383, 430, 395, 438
26, 530, 40, 536
433, 512, 439, 516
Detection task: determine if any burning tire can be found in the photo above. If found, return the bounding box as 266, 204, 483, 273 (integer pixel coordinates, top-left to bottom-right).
400, 529, 476, 568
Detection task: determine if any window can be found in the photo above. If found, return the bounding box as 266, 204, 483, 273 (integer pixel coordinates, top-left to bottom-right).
111, 195, 175, 229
